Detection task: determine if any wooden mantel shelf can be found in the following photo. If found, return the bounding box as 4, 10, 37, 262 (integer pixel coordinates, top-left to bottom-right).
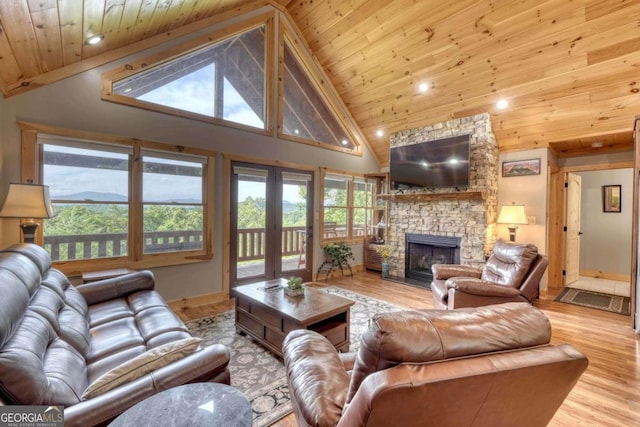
377, 191, 487, 202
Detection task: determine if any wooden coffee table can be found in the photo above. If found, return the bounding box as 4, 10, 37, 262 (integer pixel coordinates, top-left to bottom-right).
232, 279, 355, 357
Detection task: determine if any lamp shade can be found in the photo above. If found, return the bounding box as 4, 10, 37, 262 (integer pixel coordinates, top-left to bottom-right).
497, 204, 528, 225
0, 183, 55, 219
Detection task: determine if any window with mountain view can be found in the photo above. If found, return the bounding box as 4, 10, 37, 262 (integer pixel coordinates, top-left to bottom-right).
42, 143, 131, 261
142, 152, 205, 254
111, 25, 266, 129
37, 134, 213, 266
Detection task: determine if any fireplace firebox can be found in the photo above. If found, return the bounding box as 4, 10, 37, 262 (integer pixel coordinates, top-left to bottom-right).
405, 234, 461, 282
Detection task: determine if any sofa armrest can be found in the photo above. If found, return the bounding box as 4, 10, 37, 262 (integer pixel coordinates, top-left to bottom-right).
446, 277, 521, 298
283, 330, 350, 427
64, 344, 230, 427
432, 264, 482, 280
76, 271, 155, 305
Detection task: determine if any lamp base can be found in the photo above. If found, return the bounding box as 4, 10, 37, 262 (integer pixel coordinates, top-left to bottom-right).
507, 226, 517, 242
20, 221, 39, 244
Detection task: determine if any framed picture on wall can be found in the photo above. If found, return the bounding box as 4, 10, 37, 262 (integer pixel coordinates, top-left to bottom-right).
602, 185, 621, 213
502, 158, 541, 177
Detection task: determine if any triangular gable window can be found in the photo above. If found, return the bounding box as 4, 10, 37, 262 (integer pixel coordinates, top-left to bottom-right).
110, 24, 267, 130
103, 9, 364, 155
280, 39, 355, 150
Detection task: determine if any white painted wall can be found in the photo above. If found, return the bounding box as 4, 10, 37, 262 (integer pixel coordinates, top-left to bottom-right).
575, 169, 633, 276
0, 11, 379, 301
497, 148, 548, 254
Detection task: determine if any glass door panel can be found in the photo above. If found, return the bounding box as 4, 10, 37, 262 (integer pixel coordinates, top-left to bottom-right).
232, 165, 268, 282
231, 163, 314, 286
280, 171, 313, 280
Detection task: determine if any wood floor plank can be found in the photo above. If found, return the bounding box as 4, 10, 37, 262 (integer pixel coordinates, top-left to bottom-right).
175, 271, 639, 426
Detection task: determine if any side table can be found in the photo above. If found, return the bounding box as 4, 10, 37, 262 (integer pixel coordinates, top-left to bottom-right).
108, 383, 252, 427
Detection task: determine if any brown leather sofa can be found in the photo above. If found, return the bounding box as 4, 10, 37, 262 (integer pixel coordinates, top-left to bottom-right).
283, 303, 587, 427
431, 238, 548, 309
0, 244, 230, 426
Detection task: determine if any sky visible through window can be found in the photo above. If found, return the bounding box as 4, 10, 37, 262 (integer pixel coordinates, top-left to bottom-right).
43, 145, 202, 203
136, 64, 264, 128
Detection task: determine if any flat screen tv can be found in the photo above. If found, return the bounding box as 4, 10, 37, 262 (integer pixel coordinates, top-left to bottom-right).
389, 135, 471, 190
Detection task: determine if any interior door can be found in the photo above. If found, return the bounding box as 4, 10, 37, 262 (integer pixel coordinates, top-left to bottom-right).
564, 172, 582, 285
230, 162, 313, 287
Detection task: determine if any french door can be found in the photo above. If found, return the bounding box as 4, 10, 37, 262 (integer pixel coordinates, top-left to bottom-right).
230, 162, 313, 287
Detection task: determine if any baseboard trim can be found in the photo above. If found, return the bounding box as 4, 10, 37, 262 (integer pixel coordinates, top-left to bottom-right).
579, 269, 630, 282
167, 291, 228, 312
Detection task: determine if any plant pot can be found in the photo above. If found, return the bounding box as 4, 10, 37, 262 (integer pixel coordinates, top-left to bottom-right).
381, 262, 390, 279
284, 287, 304, 297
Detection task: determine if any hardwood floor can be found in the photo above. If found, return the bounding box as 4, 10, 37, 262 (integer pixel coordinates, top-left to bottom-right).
174, 271, 640, 426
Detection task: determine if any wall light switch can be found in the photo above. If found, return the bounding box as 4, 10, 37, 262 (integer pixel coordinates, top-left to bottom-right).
527, 216, 536, 225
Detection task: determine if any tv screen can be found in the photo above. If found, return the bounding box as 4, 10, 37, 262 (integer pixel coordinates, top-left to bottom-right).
389, 135, 471, 189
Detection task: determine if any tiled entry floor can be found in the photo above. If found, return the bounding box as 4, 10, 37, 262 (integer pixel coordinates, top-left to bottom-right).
568, 276, 630, 297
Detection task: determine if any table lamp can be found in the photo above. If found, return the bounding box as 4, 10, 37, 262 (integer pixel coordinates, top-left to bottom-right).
0, 183, 55, 244
497, 203, 528, 242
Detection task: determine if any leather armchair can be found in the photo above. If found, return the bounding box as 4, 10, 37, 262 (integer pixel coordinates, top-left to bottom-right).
431, 238, 548, 309
283, 303, 587, 427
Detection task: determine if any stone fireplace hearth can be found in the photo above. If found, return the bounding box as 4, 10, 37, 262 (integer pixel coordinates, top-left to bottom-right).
405, 234, 461, 282
387, 113, 498, 281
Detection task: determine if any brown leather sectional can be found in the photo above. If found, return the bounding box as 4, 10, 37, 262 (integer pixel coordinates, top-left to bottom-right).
0, 244, 230, 426
283, 302, 588, 427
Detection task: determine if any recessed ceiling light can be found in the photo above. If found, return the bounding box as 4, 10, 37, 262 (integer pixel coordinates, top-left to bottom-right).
85, 34, 104, 45
418, 82, 429, 93
341, 139, 349, 145
496, 99, 509, 109
376, 129, 384, 137
294, 129, 300, 135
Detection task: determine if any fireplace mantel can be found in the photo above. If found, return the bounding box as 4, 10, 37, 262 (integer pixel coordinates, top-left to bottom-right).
377, 190, 487, 202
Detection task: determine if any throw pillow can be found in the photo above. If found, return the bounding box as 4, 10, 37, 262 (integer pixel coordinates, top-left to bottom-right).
81, 337, 202, 400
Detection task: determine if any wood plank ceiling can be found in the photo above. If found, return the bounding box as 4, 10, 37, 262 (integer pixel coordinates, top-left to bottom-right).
0, 0, 638, 165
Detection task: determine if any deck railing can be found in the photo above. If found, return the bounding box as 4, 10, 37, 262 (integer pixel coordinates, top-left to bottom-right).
44, 225, 365, 262
43, 227, 308, 262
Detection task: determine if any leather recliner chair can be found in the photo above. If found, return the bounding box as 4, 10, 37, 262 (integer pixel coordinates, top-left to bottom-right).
283, 303, 588, 427
431, 238, 548, 309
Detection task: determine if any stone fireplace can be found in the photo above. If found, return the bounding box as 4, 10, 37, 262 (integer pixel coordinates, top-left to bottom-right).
387, 113, 498, 280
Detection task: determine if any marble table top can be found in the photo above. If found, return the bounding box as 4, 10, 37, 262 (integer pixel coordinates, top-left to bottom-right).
109, 383, 252, 427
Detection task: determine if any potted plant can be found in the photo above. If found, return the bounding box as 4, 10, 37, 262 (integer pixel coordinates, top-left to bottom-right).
284, 276, 305, 297
374, 244, 392, 278
323, 242, 354, 267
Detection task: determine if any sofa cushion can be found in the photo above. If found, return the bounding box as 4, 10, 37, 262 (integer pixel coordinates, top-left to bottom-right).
81, 337, 202, 400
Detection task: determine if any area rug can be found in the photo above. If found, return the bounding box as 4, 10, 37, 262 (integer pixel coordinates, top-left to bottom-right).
185, 287, 404, 427
555, 287, 631, 316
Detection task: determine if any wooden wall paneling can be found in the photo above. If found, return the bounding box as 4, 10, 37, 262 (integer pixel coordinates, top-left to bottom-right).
547, 160, 565, 288
0, 22, 23, 85
585, 0, 640, 21
112, 0, 144, 49
98, 0, 127, 53
58, 0, 84, 67
166, 0, 198, 30
631, 115, 640, 329
29, 0, 63, 72
82, 0, 106, 58
123, 0, 158, 45
0, 0, 42, 77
